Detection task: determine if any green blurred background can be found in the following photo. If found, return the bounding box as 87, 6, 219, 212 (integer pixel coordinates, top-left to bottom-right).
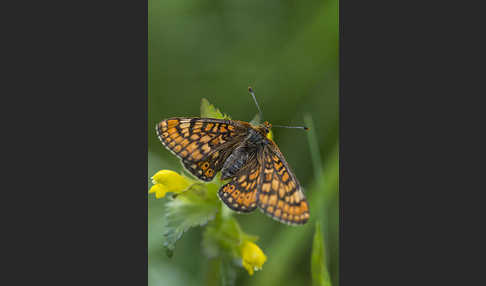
148, 0, 338, 285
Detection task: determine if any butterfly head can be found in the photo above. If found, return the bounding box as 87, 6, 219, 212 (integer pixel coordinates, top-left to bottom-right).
253, 121, 272, 137
262, 121, 272, 134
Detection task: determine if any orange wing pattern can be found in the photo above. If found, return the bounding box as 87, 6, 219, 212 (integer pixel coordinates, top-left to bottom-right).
157, 117, 310, 225
257, 142, 310, 225
218, 156, 261, 213
156, 118, 245, 181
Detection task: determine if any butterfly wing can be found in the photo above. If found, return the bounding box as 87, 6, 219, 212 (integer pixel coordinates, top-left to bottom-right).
157, 118, 247, 181
257, 141, 310, 225
218, 150, 261, 213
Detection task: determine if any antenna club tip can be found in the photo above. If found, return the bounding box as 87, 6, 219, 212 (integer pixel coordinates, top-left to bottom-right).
304, 127, 309, 130
248, 86, 253, 93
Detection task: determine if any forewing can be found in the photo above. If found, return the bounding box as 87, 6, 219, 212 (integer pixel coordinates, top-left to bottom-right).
156, 118, 246, 181
218, 151, 261, 213
258, 142, 310, 225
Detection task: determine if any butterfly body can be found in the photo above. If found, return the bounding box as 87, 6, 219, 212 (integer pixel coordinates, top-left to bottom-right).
157, 117, 309, 225
220, 127, 267, 179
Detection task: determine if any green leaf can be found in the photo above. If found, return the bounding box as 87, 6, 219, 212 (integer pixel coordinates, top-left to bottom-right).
311, 221, 332, 286
200, 98, 230, 119
162, 182, 220, 256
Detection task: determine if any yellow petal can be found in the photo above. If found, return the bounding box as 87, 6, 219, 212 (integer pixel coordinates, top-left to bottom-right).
149, 184, 168, 199
152, 170, 179, 184
240, 241, 267, 276
243, 260, 255, 276
151, 170, 191, 194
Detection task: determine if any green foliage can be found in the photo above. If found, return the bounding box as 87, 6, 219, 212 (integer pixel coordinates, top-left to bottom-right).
201, 98, 231, 120
311, 222, 332, 286
162, 182, 220, 257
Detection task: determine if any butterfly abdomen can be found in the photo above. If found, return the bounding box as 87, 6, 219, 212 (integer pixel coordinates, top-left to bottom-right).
221, 147, 251, 180
246, 128, 268, 147
220, 129, 266, 180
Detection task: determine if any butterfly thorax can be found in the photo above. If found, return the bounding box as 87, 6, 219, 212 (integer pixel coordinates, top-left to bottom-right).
220, 126, 268, 180
246, 126, 269, 146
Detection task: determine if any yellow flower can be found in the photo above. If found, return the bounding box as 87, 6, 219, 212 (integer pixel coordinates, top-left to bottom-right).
240, 241, 267, 276
149, 170, 191, 199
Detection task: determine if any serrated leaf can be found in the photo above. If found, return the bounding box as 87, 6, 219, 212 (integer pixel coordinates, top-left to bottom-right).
162, 183, 220, 256
312, 221, 332, 286
201, 98, 231, 119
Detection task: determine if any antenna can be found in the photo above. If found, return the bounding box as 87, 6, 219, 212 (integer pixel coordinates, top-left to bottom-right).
248, 86, 308, 131
248, 86, 263, 121
272, 125, 309, 131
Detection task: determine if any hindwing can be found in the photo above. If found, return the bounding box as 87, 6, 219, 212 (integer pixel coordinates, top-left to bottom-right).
218, 151, 261, 212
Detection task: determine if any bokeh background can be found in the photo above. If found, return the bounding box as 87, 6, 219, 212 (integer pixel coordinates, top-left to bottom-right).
148, 0, 338, 285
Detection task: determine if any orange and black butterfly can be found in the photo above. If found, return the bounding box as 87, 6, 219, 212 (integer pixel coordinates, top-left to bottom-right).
156, 88, 310, 225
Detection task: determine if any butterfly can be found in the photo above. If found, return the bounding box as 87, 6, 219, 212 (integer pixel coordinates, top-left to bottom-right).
156, 88, 310, 225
